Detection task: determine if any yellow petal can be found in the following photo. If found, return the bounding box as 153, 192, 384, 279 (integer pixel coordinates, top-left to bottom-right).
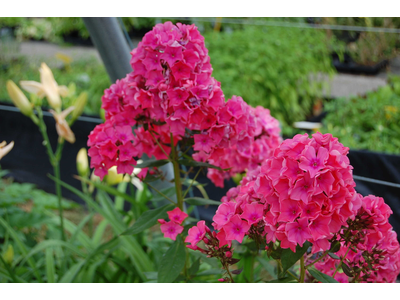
40, 63, 61, 110
56, 122, 76, 144
58, 85, 69, 97
6, 80, 33, 117
0, 141, 14, 160
76, 148, 89, 177
19, 80, 45, 97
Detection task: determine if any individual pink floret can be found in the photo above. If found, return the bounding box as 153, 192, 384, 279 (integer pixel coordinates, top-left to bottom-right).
167, 207, 188, 225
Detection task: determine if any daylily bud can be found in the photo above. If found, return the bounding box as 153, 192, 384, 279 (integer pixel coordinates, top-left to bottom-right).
40, 63, 62, 111
88, 171, 100, 194
2, 245, 14, 265
104, 166, 124, 186
71, 92, 88, 123
0, 141, 14, 160
76, 148, 89, 178
6, 80, 33, 117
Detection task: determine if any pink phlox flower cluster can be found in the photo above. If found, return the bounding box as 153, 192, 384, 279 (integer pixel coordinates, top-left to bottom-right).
158, 207, 188, 241
313, 194, 400, 283
197, 133, 360, 253
88, 21, 281, 184
204, 105, 282, 188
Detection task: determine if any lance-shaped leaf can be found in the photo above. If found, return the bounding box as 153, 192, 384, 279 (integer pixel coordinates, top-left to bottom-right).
280, 241, 310, 274
308, 267, 339, 283
177, 159, 224, 170
158, 238, 186, 283
122, 204, 175, 235
135, 159, 170, 168
185, 197, 220, 206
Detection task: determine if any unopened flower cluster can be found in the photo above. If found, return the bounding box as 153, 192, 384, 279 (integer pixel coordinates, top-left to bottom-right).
87, 22, 281, 186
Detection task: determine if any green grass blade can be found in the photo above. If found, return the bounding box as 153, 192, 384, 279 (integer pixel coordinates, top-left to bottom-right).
45, 248, 56, 283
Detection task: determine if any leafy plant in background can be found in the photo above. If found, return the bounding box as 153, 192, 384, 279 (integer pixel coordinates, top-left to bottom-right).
322, 75, 400, 154
203, 25, 337, 136
320, 17, 400, 65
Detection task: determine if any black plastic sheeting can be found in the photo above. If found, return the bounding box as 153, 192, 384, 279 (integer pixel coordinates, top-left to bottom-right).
1, 104, 400, 240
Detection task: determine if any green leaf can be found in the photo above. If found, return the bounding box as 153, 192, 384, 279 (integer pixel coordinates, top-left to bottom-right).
135, 159, 170, 168
308, 267, 339, 283
45, 248, 55, 283
185, 197, 220, 206
144, 272, 158, 280
328, 252, 340, 260
266, 277, 297, 283
329, 241, 341, 253
158, 238, 186, 283
256, 256, 276, 279
280, 241, 310, 274
177, 159, 223, 171
189, 258, 200, 277
121, 204, 175, 235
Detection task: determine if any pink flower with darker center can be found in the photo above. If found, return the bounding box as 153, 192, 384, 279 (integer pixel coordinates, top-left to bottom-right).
99, 140, 118, 160
224, 215, 250, 243
277, 199, 302, 223
171, 61, 192, 81
193, 134, 214, 153
160, 221, 184, 241
240, 202, 264, 225
160, 45, 183, 66
185, 220, 208, 246
212, 202, 237, 230
285, 217, 312, 247
290, 173, 315, 204
299, 146, 329, 178
167, 88, 189, 106
167, 207, 188, 225
118, 143, 138, 161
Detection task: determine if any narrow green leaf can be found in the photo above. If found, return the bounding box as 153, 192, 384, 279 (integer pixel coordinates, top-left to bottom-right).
177, 159, 223, 170
45, 248, 55, 283
122, 204, 175, 235
77, 176, 135, 204
59, 261, 86, 283
189, 258, 200, 277
135, 159, 169, 168
144, 272, 158, 280
328, 252, 340, 260
158, 238, 186, 283
266, 277, 297, 283
281, 241, 310, 274
185, 197, 220, 206
256, 256, 276, 279
308, 267, 339, 283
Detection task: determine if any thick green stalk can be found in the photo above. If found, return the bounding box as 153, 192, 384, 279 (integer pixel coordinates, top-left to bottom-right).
170, 133, 183, 210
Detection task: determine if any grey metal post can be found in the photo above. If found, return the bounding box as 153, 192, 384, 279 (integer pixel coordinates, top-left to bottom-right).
82, 17, 175, 196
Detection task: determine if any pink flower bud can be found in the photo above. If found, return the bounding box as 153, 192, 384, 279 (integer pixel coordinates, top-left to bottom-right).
203, 237, 209, 244
157, 219, 166, 225
225, 251, 232, 258
218, 278, 225, 282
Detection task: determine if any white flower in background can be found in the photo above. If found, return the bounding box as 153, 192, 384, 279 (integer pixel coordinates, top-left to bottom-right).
49, 106, 76, 144
0, 140, 14, 160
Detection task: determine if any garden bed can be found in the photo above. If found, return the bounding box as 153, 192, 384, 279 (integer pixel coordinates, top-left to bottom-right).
332, 52, 389, 75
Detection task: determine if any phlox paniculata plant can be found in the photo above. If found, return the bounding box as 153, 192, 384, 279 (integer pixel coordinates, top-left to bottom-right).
87, 22, 281, 187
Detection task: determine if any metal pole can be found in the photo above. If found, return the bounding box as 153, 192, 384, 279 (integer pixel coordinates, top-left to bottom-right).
82, 17, 175, 198
82, 17, 132, 82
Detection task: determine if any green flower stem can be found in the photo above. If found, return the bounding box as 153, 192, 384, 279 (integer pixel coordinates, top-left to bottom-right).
333, 247, 350, 277
149, 130, 171, 160
145, 182, 176, 205
36, 107, 66, 242
170, 133, 183, 210
299, 256, 306, 283
305, 250, 329, 269
287, 270, 299, 282
223, 262, 234, 283
182, 167, 202, 199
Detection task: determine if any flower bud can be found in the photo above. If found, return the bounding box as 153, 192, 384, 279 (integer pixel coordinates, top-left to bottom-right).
218, 278, 225, 282
202, 237, 209, 244
225, 251, 232, 258
71, 92, 88, 123
104, 166, 124, 186
2, 244, 14, 265
6, 80, 33, 117
76, 148, 89, 178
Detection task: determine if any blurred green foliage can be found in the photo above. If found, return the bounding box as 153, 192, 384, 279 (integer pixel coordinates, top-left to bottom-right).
204, 25, 336, 136
322, 75, 400, 154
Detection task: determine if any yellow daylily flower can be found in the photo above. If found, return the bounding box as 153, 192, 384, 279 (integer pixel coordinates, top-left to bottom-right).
20, 63, 68, 111
49, 106, 76, 144
0, 140, 14, 160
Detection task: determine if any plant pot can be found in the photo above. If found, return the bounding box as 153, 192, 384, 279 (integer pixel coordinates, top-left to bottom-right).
331, 52, 389, 75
